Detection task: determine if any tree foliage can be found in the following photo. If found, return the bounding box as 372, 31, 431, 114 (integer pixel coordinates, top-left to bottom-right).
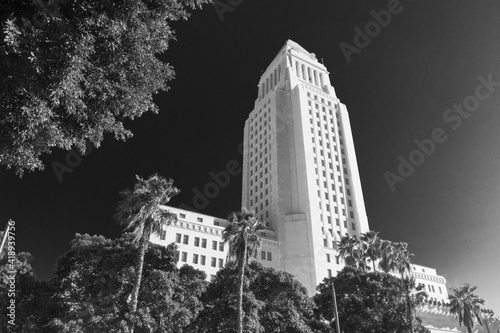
49, 233, 207, 332
337, 232, 414, 277
449, 283, 486, 333
222, 208, 266, 333
192, 261, 321, 333
0, 252, 58, 332
314, 266, 430, 333
115, 174, 179, 332
0, 0, 210, 175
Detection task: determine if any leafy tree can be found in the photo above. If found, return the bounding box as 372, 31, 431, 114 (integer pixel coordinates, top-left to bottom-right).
252, 263, 317, 333
191, 262, 264, 333
50, 233, 207, 332
449, 283, 486, 333
115, 174, 179, 333
313, 266, 430, 333
193, 262, 321, 333
0, 252, 58, 332
222, 208, 266, 333
1, 0, 210, 175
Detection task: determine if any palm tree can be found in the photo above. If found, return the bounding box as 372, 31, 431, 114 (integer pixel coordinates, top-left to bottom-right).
222, 208, 266, 333
449, 284, 486, 333
337, 235, 359, 268
400, 276, 427, 333
378, 239, 395, 273
115, 174, 180, 333
360, 230, 381, 271
393, 242, 413, 279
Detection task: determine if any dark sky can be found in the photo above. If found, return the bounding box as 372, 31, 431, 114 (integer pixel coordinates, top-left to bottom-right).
1, 0, 500, 314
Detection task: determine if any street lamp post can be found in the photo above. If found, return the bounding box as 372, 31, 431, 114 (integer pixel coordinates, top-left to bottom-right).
331, 283, 341, 333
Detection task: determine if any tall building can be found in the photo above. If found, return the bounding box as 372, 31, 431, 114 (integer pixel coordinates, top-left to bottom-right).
151, 41, 450, 302
241, 40, 369, 293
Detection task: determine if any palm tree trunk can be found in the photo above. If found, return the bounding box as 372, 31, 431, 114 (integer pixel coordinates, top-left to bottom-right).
129, 225, 151, 333
406, 291, 413, 333
237, 237, 247, 333
467, 326, 473, 333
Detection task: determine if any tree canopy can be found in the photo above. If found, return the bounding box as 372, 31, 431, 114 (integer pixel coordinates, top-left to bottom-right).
314, 266, 430, 333
449, 283, 486, 333
49, 233, 207, 332
192, 261, 323, 333
0, 0, 210, 175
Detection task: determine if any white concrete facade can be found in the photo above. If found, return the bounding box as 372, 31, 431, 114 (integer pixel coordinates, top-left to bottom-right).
149, 206, 279, 281
241, 40, 370, 294
410, 263, 449, 304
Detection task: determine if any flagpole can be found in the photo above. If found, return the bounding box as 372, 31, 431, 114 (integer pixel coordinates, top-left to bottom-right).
331, 283, 341, 333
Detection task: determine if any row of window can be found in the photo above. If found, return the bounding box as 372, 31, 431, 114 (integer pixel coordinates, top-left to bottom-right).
295, 61, 324, 88
322, 223, 356, 237
260, 250, 272, 261
426, 284, 443, 294
326, 253, 340, 265
176, 212, 204, 223
259, 64, 282, 100
175, 233, 225, 251
179, 251, 224, 268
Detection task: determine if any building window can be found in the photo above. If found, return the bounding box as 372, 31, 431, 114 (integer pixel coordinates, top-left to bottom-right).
160, 229, 166, 240
201, 255, 206, 265
219, 242, 224, 251
181, 252, 187, 262
328, 269, 332, 278
212, 240, 217, 250
351, 223, 356, 230
194, 237, 200, 247
261, 250, 266, 260
267, 252, 272, 261
175, 233, 181, 243
183, 235, 189, 245
197, 217, 203, 222
211, 257, 216, 267
180, 213, 186, 218
335, 256, 340, 264
218, 258, 224, 268
326, 254, 331, 262
438, 287, 442, 294
193, 254, 199, 264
